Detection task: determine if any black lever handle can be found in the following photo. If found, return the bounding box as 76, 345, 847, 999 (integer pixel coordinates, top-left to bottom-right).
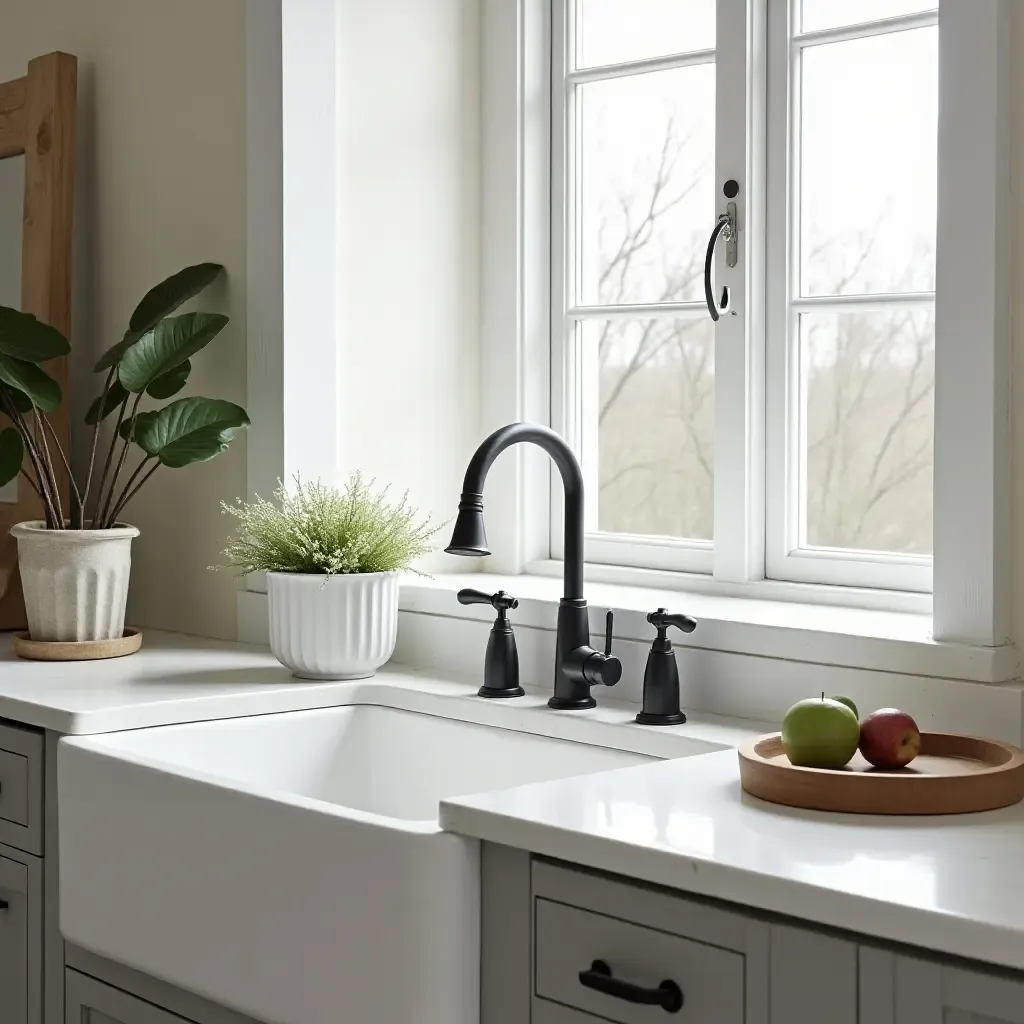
457, 588, 518, 614
648, 608, 697, 634
603, 610, 614, 655
704, 214, 731, 322
579, 960, 683, 1014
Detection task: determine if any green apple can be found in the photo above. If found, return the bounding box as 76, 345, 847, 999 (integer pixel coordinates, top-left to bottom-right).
782, 696, 860, 769
831, 695, 859, 719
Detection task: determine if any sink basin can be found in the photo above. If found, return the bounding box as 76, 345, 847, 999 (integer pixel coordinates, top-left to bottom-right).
58, 688, 724, 1024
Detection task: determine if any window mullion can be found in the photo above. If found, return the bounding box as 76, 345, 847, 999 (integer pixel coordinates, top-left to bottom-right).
712, 0, 767, 584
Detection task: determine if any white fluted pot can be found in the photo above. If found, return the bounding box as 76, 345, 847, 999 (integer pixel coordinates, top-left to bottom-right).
267, 571, 400, 680
11, 521, 139, 642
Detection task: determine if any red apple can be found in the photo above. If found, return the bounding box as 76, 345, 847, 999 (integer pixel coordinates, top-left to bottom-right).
858, 708, 921, 769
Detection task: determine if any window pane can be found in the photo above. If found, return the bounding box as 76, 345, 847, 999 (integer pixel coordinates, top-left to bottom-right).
799, 28, 937, 297
590, 318, 714, 540
576, 0, 715, 69
802, 310, 933, 555
800, 0, 936, 34
577, 65, 715, 307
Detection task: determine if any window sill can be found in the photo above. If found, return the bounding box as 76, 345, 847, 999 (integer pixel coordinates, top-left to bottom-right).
400, 570, 1018, 685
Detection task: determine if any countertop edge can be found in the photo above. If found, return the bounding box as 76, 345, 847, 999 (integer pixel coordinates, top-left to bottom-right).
439, 800, 1024, 973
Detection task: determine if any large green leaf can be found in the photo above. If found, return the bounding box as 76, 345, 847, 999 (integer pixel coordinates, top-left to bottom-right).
2, 386, 33, 416
94, 329, 141, 373
0, 308, 70, 363
132, 397, 249, 468
85, 379, 129, 425
0, 428, 23, 488
129, 263, 224, 335
0, 355, 62, 412
146, 359, 191, 400
118, 313, 228, 394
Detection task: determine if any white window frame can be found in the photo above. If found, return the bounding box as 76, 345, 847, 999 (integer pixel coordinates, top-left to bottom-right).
549, 0, 764, 582
523, 0, 1011, 642
765, 3, 937, 593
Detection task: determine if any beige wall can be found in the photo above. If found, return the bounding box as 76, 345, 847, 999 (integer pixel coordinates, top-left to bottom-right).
0, 0, 247, 639
1014, 6, 1024, 652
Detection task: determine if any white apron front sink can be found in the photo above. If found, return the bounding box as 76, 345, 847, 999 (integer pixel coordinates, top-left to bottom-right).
58, 690, 723, 1024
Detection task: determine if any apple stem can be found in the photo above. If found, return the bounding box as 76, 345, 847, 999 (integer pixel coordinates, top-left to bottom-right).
821, 691, 825, 701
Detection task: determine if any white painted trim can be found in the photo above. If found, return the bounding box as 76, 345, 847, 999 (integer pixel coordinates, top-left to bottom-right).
567, 48, 716, 85
712, 0, 767, 584
478, 0, 552, 573
244, 0, 341, 594
932, 0, 1013, 645
793, 8, 937, 47
764, 0, 935, 594
525, 557, 931, 615
244, 0, 284, 596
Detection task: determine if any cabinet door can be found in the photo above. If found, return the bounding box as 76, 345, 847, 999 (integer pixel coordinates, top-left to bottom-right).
770, 924, 858, 1024
894, 954, 1024, 1024
0, 853, 29, 1024
65, 971, 195, 1024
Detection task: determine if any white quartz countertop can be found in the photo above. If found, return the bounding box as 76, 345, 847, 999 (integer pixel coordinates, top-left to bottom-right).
441, 748, 1024, 971
0, 630, 391, 733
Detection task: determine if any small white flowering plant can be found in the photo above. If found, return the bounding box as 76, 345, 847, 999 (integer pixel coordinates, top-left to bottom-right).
217, 474, 441, 576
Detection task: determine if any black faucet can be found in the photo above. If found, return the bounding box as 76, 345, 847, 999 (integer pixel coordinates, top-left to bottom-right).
446, 423, 621, 709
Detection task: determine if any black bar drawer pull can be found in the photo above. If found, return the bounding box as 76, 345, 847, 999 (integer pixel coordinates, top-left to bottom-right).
578, 959, 684, 1013
0, 899, 8, 911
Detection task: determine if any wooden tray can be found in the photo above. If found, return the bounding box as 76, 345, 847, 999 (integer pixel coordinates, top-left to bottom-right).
13, 628, 142, 662
738, 732, 1024, 815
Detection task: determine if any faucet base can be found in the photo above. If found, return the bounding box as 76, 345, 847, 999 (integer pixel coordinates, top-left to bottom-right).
547, 694, 597, 710
479, 685, 526, 699
635, 710, 687, 726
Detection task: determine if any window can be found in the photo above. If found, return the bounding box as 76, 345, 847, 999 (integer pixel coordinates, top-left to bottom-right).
551, 0, 941, 591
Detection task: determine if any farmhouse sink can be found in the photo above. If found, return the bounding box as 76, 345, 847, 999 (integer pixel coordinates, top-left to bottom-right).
58, 690, 724, 1024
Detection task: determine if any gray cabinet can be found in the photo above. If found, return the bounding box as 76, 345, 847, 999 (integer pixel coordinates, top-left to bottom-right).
66, 971, 195, 1024
0, 843, 43, 1024
889, 954, 1024, 1024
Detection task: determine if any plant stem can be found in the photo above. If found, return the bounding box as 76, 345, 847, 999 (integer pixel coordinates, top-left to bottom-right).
40, 414, 83, 528
32, 409, 64, 528
103, 456, 152, 528
82, 367, 115, 521
98, 393, 143, 528
18, 468, 41, 498
106, 462, 159, 525
1, 392, 58, 527
90, 392, 130, 527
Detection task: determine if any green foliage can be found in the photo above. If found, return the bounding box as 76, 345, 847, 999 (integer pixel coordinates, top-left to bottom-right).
146, 358, 191, 399
94, 263, 224, 371
133, 397, 249, 467
0, 261, 247, 530
218, 475, 441, 577
85, 379, 129, 425
0, 355, 61, 411
0, 308, 70, 362
118, 313, 228, 393
0, 428, 24, 488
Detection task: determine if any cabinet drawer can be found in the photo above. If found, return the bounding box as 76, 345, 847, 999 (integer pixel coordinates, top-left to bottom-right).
534, 897, 744, 1024
0, 723, 43, 855
66, 970, 198, 1024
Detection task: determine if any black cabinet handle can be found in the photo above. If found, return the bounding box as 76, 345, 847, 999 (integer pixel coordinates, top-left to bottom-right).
0, 899, 8, 911
578, 959, 684, 1014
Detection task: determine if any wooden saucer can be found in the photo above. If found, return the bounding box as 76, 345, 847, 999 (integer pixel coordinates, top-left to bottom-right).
13, 628, 143, 662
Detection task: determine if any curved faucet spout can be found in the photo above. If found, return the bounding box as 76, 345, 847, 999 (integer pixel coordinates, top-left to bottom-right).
445, 423, 584, 601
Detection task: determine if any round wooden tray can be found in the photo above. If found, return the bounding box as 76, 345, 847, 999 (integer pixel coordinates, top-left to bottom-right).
738, 732, 1024, 815
13, 628, 142, 662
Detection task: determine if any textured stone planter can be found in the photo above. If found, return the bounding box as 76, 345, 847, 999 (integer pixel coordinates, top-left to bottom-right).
267, 570, 400, 680
11, 521, 139, 642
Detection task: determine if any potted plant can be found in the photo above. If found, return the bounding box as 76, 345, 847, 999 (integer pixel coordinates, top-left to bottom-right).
0, 263, 249, 644
217, 475, 440, 679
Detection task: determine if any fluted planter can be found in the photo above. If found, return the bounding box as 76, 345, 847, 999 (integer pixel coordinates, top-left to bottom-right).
267, 570, 400, 680
11, 521, 139, 642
